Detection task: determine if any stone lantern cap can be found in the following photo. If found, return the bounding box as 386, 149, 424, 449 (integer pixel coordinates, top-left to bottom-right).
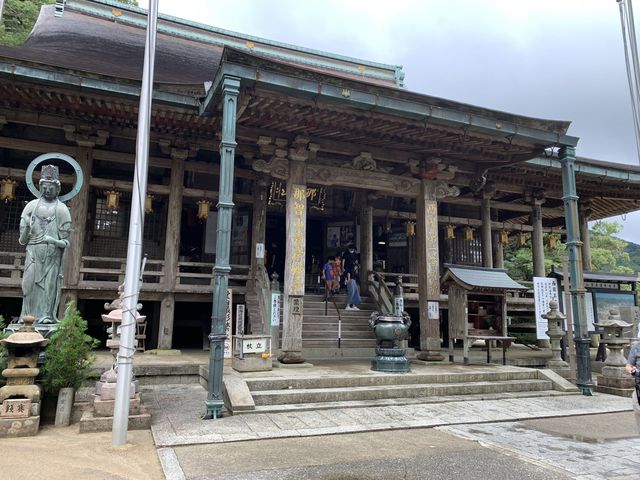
541, 300, 566, 320
0, 315, 48, 348
593, 319, 633, 329
101, 308, 146, 324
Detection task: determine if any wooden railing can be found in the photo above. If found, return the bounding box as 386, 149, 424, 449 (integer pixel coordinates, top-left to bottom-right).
369, 271, 394, 314
175, 262, 251, 292
0, 252, 24, 286
79, 256, 164, 290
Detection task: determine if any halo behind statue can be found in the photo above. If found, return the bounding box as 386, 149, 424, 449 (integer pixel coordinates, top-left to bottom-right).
25, 152, 84, 202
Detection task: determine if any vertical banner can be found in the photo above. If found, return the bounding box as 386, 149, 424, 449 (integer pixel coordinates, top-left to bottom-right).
533, 277, 559, 339
394, 296, 404, 315
270, 292, 281, 326
235, 304, 245, 336
288, 184, 306, 296
224, 289, 233, 358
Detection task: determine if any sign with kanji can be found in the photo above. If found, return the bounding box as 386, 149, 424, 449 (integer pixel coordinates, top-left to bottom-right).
236, 304, 245, 336
428, 301, 439, 320
241, 338, 267, 354
224, 289, 233, 358
394, 296, 404, 315
533, 277, 559, 340
270, 292, 281, 326
1, 399, 30, 418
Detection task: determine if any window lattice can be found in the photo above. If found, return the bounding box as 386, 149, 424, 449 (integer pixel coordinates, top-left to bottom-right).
93, 197, 127, 238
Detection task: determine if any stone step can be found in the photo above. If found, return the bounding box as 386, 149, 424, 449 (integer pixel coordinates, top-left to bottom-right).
249, 389, 577, 414
251, 379, 553, 406
246, 369, 539, 391
302, 339, 377, 348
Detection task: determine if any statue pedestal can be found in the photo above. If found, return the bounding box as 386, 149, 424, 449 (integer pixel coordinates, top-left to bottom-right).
371, 347, 410, 373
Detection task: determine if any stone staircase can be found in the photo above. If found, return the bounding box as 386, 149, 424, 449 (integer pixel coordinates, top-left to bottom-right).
222, 367, 578, 414
301, 293, 377, 356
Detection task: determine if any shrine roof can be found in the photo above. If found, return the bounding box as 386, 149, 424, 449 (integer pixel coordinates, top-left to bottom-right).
442, 265, 528, 291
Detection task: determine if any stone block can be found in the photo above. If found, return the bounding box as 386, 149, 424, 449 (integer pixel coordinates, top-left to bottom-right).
1, 399, 31, 418
232, 356, 272, 372
222, 375, 255, 413
0, 415, 40, 437
78, 409, 151, 433
596, 374, 635, 389
95, 381, 135, 400
92, 394, 141, 417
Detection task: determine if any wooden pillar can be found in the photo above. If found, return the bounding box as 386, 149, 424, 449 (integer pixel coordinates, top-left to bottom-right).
359, 193, 375, 293
493, 232, 505, 269
416, 180, 459, 361
531, 197, 545, 278
579, 200, 592, 271
249, 177, 269, 284
278, 137, 310, 364
158, 152, 185, 350
480, 195, 493, 268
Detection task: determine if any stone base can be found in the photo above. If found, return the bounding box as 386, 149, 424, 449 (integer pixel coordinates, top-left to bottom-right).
144, 349, 182, 356
594, 383, 635, 397
597, 374, 636, 390
277, 351, 306, 364
91, 394, 142, 418
0, 415, 40, 437
79, 408, 151, 433
371, 352, 410, 373
271, 361, 314, 369
415, 350, 444, 362
548, 366, 572, 379
95, 381, 136, 400
232, 356, 272, 372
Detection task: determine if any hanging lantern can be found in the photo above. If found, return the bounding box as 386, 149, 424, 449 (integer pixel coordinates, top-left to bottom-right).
498, 229, 509, 244
463, 225, 474, 241
197, 200, 211, 220
0, 177, 17, 202
548, 233, 559, 250
445, 224, 456, 240
517, 231, 527, 246
145, 194, 154, 214
405, 221, 416, 237
105, 190, 120, 212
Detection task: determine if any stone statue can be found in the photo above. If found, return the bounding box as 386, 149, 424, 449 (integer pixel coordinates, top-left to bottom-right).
18, 165, 72, 325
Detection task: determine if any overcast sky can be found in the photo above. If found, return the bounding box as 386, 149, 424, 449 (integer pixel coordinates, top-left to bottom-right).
139, 0, 640, 241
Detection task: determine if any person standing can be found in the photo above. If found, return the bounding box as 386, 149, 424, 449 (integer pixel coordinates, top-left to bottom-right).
321, 256, 335, 300
345, 272, 361, 311
625, 340, 640, 433
342, 243, 360, 284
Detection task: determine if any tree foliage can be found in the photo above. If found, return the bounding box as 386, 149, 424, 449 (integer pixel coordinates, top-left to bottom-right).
504, 220, 637, 282
42, 302, 99, 392
0, 0, 54, 46
0, 0, 139, 46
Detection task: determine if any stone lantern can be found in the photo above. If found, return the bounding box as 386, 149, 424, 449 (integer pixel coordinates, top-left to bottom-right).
542, 300, 570, 377
0, 315, 48, 437
79, 285, 150, 432
594, 308, 635, 396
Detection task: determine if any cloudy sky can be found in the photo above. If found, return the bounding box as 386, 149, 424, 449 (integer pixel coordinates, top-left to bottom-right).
139, 0, 640, 241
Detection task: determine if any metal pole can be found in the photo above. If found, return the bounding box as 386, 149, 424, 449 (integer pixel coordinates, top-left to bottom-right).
0, 0, 5, 24
559, 146, 593, 395
112, 0, 159, 445
204, 75, 240, 419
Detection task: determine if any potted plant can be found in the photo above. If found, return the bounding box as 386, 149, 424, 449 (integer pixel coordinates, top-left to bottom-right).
42, 302, 99, 427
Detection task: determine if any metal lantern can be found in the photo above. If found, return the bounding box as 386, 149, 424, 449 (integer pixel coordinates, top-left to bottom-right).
445, 224, 456, 240
197, 200, 211, 220
405, 221, 416, 237
105, 190, 120, 212
463, 225, 474, 241
517, 231, 527, 246
0, 177, 17, 202
145, 194, 154, 214
498, 229, 509, 244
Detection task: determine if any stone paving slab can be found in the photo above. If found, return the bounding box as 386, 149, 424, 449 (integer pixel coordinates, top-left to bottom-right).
143, 384, 632, 448
441, 414, 640, 480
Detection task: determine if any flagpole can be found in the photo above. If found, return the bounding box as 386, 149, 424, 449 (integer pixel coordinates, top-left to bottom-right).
112, 0, 159, 446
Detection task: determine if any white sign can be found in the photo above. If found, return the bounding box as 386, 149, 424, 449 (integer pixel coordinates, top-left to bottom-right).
224, 289, 233, 358
270, 292, 281, 326
563, 291, 596, 333
235, 304, 245, 336
241, 337, 267, 354
533, 277, 559, 340
255, 242, 265, 259
428, 301, 439, 320
394, 296, 404, 315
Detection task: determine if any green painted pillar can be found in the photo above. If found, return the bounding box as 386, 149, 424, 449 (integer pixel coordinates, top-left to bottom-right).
559, 145, 593, 395
205, 76, 240, 419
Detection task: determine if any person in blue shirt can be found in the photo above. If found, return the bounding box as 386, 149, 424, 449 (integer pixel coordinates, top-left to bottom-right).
321, 256, 335, 299
625, 340, 640, 433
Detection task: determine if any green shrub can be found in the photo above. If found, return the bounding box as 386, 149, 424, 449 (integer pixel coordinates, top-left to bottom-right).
42, 302, 99, 392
